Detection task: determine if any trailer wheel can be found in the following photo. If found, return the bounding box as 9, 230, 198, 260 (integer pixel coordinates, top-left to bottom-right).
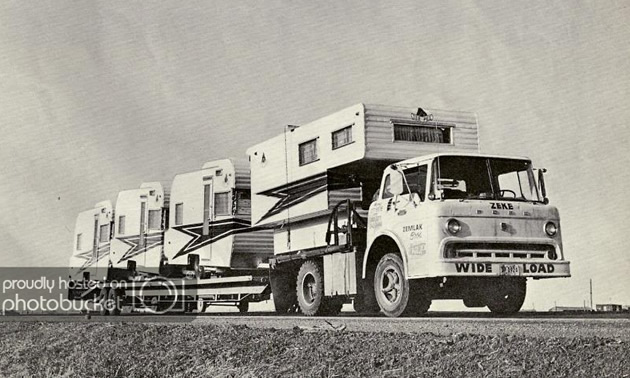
486, 278, 526, 315
374, 253, 410, 317
296, 260, 325, 316
237, 301, 249, 313
98, 287, 109, 316
108, 288, 123, 316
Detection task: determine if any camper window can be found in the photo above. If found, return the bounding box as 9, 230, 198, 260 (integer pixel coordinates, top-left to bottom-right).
214, 192, 230, 216
175, 203, 183, 225
76, 233, 82, 250
99, 224, 110, 243
393, 123, 451, 144
118, 216, 126, 235
299, 138, 318, 166
148, 210, 161, 229
332, 125, 353, 149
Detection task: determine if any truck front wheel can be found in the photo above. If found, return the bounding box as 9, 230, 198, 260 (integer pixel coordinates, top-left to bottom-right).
296, 260, 325, 316
486, 278, 526, 315
374, 253, 410, 317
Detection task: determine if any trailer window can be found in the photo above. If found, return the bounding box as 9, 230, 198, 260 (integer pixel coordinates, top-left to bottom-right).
299, 138, 318, 166
393, 124, 451, 144
236, 190, 251, 215
76, 233, 82, 250
148, 210, 161, 229
214, 192, 230, 216
175, 203, 183, 226
99, 224, 110, 243
332, 125, 353, 149
118, 216, 126, 235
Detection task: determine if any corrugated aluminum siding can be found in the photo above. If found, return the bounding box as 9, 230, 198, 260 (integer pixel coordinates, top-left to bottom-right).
363, 104, 479, 161
232, 158, 251, 190
232, 229, 274, 255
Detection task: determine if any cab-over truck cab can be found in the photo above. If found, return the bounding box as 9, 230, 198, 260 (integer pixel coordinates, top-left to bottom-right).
365, 152, 570, 316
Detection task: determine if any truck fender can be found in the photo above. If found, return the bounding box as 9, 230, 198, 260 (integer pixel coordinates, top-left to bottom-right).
362, 231, 408, 279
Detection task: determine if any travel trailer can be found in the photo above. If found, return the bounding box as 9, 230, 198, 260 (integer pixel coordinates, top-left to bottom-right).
163, 158, 274, 276
69, 201, 114, 282
109, 182, 168, 276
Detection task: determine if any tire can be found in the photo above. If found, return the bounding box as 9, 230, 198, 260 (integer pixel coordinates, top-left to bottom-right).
374, 253, 410, 317
108, 288, 122, 316
463, 295, 486, 308
270, 270, 297, 314
237, 301, 249, 313
296, 260, 325, 316
98, 287, 109, 316
486, 278, 526, 315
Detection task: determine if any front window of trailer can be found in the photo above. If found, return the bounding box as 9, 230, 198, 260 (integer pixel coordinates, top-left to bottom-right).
430, 156, 542, 202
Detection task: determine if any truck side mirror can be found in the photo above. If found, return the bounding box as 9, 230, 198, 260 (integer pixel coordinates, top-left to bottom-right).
537, 168, 549, 204
389, 171, 404, 196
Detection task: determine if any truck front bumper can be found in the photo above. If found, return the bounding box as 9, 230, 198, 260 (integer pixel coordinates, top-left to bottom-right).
415, 259, 571, 279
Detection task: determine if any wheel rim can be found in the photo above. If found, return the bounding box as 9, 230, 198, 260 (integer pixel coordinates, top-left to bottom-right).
301, 272, 316, 305
380, 266, 402, 305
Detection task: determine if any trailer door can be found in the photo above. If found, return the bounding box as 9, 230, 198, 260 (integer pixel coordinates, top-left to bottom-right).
139, 197, 148, 267
203, 181, 214, 236
139, 199, 147, 250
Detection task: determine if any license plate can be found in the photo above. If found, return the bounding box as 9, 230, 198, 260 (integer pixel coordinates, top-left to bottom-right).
500, 264, 521, 276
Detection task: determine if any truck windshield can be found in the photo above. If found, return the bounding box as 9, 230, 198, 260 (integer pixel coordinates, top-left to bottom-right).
431, 156, 543, 202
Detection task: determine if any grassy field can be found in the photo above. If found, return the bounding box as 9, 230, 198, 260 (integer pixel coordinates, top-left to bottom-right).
0, 321, 627, 377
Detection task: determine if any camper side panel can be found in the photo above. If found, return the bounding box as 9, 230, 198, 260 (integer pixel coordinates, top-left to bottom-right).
248, 103, 366, 227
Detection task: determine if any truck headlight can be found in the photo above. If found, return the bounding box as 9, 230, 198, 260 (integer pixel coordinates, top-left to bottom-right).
446, 219, 461, 235
544, 222, 558, 237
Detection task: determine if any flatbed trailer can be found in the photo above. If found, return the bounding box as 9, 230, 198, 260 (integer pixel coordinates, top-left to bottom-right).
69, 270, 271, 315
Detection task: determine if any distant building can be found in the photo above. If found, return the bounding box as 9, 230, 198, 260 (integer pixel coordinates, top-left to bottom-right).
548, 306, 591, 312
596, 304, 623, 312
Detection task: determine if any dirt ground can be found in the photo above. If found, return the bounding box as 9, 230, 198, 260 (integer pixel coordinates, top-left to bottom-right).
0, 321, 627, 377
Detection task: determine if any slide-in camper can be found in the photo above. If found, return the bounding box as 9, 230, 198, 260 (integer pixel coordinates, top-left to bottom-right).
247, 103, 479, 255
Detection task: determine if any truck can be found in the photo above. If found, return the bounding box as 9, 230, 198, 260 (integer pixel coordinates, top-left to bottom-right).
68, 103, 570, 317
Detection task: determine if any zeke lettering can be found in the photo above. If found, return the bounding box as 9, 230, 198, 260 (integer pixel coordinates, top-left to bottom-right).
490, 202, 514, 210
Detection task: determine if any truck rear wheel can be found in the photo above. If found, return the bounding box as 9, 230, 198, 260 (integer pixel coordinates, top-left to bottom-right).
296, 260, 325, 316
486, 278, 526, 315
374, 253, 410, 317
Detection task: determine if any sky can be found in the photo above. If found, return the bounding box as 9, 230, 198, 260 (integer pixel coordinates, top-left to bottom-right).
1, 1, 628, 311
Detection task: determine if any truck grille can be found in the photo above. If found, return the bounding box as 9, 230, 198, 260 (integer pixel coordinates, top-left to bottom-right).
445, 242, 555, 260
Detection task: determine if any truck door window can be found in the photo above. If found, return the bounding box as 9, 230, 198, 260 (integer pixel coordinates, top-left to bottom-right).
382, 174, 393, 199
403, 165, 428, 201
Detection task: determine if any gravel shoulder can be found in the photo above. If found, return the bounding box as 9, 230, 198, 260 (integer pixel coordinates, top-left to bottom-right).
0, 320, 628, 377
